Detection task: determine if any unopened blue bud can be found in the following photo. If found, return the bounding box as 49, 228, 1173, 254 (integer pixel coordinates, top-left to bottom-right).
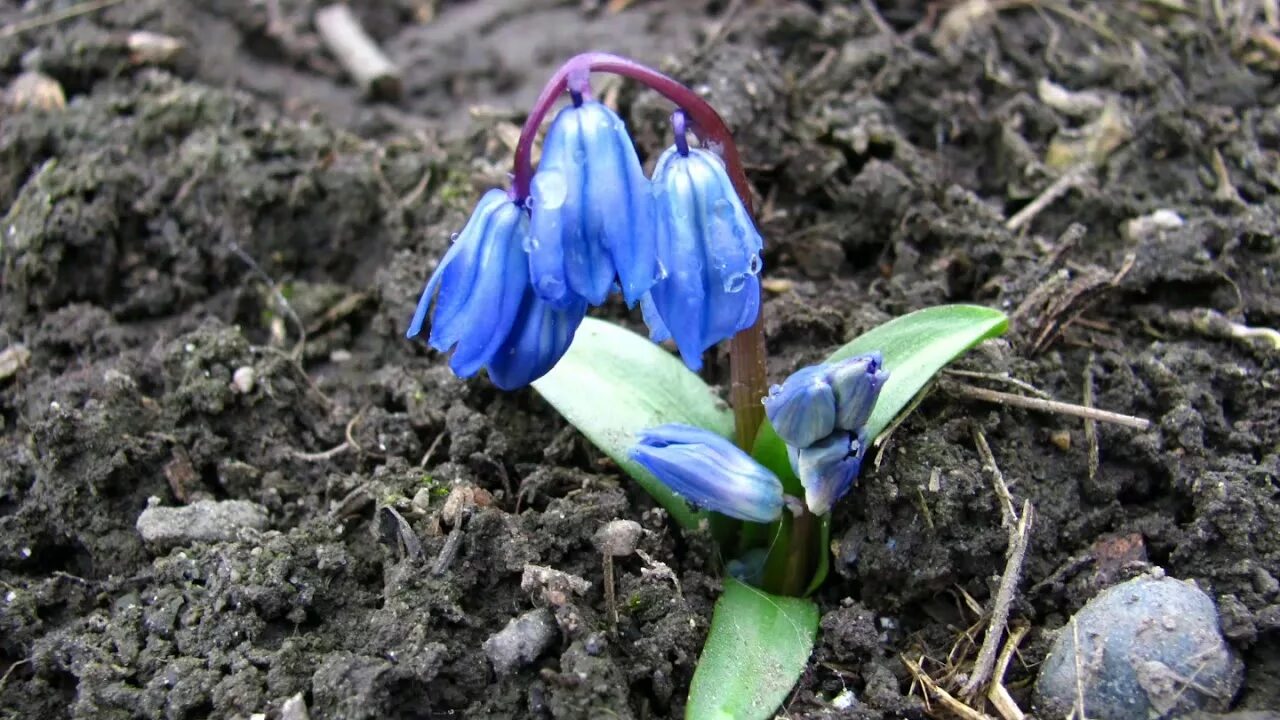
789, 430, 868, 516
762, 365, 837, 448
826, 352, 888, 432
528, 100, 655, 307
407, 189, 586, 390
629, 424, 783, 523
642, 146, 763, 370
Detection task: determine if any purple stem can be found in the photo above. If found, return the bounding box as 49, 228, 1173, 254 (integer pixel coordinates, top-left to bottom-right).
509, 52, 752, 215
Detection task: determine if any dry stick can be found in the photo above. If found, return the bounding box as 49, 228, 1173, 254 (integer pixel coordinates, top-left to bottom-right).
962, 496, 1035, 700
904, 656, 998, 720
943, 380, 1151, 430
988, 624, 1030, 720
1005, 164, 1090, 232
315, 4, 402, 100
972, 426, 1017, 528
1083, 354, 1099, 482
0, 0, 128, 38
945, 369, 1053, 400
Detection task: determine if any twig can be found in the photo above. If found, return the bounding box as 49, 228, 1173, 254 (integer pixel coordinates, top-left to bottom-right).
943, 380, 1151, 430
988, 624, 1030, 720
944, 369, 1053, 400
0, 658, 30, 693
1083, 354, 1099, 482
960, 495, 1034, 699
904, 656, 998, 720
315, 4, 402, 100
344, 405, 370, 454
0, 0, 128, 39
1005, 164, 1090, 232
292, 441, 351, 462
972, 427, 1016, 527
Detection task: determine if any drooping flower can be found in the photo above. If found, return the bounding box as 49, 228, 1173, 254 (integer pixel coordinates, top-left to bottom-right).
407, 189, 587, 390
763, 365, 837, 448
527, 99, 655, 307
642, 131, 763, 371
789, 430, 869, 516
629, 424, 783, 523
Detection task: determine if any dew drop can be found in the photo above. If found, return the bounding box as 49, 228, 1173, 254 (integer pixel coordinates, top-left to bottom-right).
748, 254, 763, 275
449, 232, 460, 243
522, 234, 540, 252
723, 273, 747, 293
572, 147, 587, 164
537, 276, 565, 297
714, 198, 734, 220
532, 171, 568, 210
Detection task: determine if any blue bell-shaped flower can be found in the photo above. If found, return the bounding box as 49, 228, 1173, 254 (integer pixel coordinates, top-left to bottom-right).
826, 352, 888, 432
407, 189, 587, 390
789, 430, 869, 515
630, 424, 784, 523
528, 99, 655, 307
762, 365, 837, 448
643, 142, 763, 371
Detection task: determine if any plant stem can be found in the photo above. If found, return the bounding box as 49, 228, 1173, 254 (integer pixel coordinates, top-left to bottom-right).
761, 508, 817, 596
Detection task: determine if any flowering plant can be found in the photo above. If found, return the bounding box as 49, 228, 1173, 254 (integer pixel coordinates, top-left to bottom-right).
408, 53, 1008, 718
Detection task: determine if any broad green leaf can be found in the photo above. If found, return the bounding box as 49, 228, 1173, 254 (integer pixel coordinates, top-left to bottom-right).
687, 578, 819, 720
827, 304, 1009, 439
532, 317, 734, 530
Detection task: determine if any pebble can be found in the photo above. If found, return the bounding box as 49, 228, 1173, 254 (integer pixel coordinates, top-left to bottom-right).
1036, 572, 1243, 719
136, 498, 269, 549
593, 519, 642, 557
231, 366, 256, 394
483, 608, 558, 676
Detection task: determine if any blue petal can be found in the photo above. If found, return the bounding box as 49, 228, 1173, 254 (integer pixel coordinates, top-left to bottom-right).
763, 365, 837, 448
790, 430, 867, 515
629, 424, 783, 523
407, 188, 575, 388
825, 352, 889, 433
529, 101, 654, 307
486, 291, 587, 390
644, 147, 764, 370
639, 293, 671, 343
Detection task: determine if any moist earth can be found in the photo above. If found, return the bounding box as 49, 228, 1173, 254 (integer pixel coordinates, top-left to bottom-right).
2, 1, 1278, 718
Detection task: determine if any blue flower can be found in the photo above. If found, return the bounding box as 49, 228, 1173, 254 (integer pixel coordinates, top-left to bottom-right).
789, 430, 868, 515
763, 365, 837, 448
642, 146, 763, 370
826, 352, 888, 432
629, 424, 783, 523
407, 189, 586, 390
527, 100, 655, 307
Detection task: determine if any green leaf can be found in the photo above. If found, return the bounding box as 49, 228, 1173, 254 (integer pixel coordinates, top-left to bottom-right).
827, 304, 1009, 439
531, 318, 734, 530
686, 578, 819, 720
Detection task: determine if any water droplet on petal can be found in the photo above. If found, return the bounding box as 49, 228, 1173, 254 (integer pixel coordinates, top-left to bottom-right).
748, 254, 763, 275
714, 198, 734, 219
723, 273, 747, 293
572, 147, 587, 163
522, 234, 540, 252
532, 171, 567, 210
449, 232, 460, 243
537, 276, 564, 297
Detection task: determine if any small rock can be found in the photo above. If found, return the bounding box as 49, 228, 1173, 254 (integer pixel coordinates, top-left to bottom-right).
593, 519, 642, 557
1124, 209, 1184, 242
280, 692, 310, 720
483, 608, 557, 676
7, 71, 65, 111
231, 366, 256, 394
1036, 573, 1243, 720
521, 564, 591, 607
0, 344, 31, 381
136, 499, 269, 549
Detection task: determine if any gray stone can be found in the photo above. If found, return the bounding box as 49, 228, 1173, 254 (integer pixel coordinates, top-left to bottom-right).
483, 608, 558, 676
1036, 572, 1243, 720
136, 498, 269, 549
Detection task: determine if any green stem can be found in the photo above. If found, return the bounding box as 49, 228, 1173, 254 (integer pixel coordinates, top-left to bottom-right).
761, 507, 817, 596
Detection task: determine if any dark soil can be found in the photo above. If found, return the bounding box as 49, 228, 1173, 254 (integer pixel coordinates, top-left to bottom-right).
2, 1, 1278, 718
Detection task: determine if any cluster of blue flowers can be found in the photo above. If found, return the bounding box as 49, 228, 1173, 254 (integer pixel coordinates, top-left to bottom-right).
630, 353, 887, 520
407, 95, 764, 389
